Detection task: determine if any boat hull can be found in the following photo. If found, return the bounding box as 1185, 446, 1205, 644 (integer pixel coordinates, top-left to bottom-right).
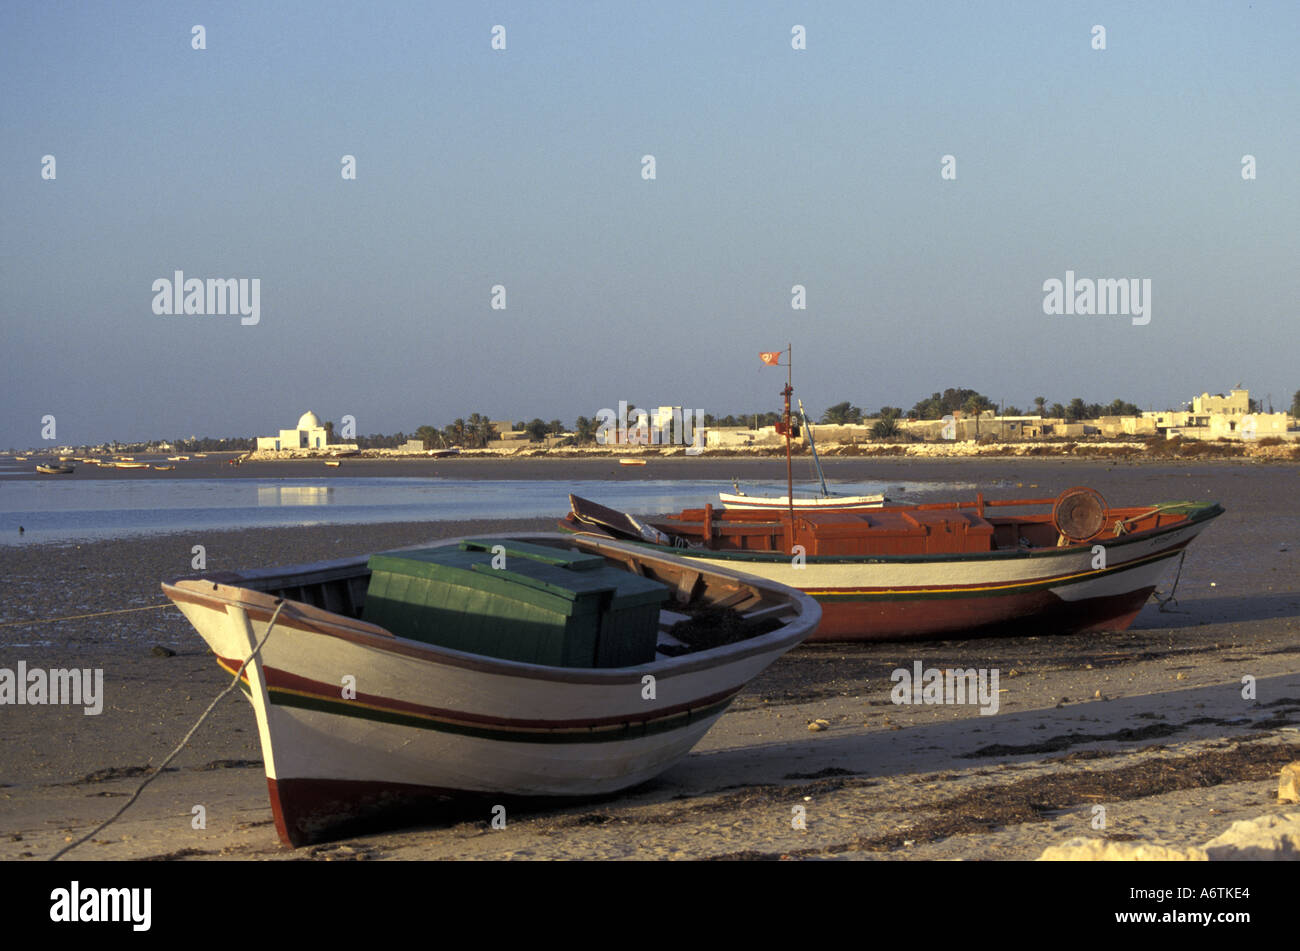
566, 505, 1221, 642
163, 535, 818, 845
680, 529, 1203, 640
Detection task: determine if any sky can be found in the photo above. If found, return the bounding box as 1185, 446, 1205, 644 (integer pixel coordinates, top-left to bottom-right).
2, 1, 1298, 449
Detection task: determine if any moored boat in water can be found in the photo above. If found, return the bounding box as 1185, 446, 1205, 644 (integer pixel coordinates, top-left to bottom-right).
718, 489, 887, 510
162, 533, 820, 846
721, 397, 888, 511
35, 463, 75, 474
565, 488, 1223, 642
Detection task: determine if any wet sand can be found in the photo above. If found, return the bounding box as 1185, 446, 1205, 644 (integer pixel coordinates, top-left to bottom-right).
1, 459, 1297, 860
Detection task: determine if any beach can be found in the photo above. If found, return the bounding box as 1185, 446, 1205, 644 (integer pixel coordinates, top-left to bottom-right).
1, 457, 1297, 860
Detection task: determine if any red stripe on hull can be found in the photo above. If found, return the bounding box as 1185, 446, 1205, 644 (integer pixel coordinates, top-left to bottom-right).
268, 776, 470, 847
267, 776, 603, 847
807, 586, 1155, 642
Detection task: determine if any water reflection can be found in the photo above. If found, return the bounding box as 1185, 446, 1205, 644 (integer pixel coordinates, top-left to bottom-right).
257, 485, 334, 506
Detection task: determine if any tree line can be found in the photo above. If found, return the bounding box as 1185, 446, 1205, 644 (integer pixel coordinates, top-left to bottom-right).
818, 390, 1147, 425
164, 390, 1300, 452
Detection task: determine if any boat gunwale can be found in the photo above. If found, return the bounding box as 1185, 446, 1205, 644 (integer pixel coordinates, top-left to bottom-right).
161, 533, 821, 684
582, 500, 1225, 566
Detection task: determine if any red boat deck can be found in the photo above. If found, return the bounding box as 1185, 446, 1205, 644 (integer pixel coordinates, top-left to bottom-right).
650, 499, 1198, 557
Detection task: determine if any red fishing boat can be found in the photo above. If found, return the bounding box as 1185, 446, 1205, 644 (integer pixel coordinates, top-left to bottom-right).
563, 347, 1223, 641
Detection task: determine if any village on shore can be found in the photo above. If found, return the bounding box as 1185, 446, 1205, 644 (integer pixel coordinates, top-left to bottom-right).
20, 386, 1300, 463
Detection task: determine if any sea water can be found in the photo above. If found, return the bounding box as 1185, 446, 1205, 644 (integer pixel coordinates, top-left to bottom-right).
0, 477, 965, 546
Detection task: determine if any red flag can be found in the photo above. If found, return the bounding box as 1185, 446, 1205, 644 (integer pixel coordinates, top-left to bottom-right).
760, 351, 782, 366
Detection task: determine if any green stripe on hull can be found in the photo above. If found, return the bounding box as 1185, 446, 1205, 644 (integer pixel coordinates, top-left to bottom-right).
238, 680, 738, 744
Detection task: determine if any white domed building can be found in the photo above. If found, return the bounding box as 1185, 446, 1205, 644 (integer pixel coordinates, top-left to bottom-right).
256, 411, 330, 452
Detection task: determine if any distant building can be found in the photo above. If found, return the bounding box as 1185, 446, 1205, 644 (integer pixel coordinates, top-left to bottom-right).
1208, 412, 1289, 440
256, 411, 329, 452
1192, 388, 1250, 417
486, 421, 529, 450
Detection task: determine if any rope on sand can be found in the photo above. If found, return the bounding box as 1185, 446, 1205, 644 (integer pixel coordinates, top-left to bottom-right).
49, 599, 289, 861
1155, 550, 1188, 612
0, 603, 173, 627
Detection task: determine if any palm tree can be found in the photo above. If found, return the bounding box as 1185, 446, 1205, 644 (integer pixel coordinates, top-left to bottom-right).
871, 416, 900, 439
466, 413, 496, 448
1034, 396, 1047, 417
575, 416, 598, 444
821, 401, 863, 425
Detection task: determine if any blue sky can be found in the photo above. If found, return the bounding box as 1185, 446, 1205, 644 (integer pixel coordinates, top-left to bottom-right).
2, 1, 1297, 448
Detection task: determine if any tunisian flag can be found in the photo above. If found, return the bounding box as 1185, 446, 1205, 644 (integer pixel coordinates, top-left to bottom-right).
759, 351, 782, 366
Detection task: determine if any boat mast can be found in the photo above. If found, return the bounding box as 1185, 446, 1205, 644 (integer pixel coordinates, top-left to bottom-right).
798, 398, 830, 498
783, 343, 794, 534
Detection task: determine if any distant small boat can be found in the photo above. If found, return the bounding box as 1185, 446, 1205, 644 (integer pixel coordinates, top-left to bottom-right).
14, 456, 29, 462
116, 456, 135, 461
114, 462, 149, 469
193, 453, 208, 458
154, 465, 175, 471
36, 463, 74, 474
619, 458, 647, 466
167, 456, 189, 461
324, 460, 341, 467
718, 490, 887, 511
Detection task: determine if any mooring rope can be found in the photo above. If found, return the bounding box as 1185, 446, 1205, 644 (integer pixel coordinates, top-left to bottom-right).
1155, 550, 1188, 613
49, 599, 289, 861
0, 603, 173, 628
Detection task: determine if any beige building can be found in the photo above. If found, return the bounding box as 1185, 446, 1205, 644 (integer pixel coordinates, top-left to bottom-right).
1208, 412, 1290, 440
1192, 388, 1250, 417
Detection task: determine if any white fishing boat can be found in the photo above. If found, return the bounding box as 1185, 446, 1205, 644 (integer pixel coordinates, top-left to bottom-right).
162, 533, 819, 846
722, 399, 888, 510
718, 489, 886, 510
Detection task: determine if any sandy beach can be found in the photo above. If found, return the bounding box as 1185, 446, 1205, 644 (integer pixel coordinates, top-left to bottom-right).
1, 457, 1297, 861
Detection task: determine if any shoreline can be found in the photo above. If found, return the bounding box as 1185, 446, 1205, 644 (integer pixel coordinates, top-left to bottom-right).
1, 462, 1297, 860
2, 448, 1297, 487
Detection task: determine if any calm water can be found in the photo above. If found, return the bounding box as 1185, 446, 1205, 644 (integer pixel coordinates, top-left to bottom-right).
0, 476, 966, 546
